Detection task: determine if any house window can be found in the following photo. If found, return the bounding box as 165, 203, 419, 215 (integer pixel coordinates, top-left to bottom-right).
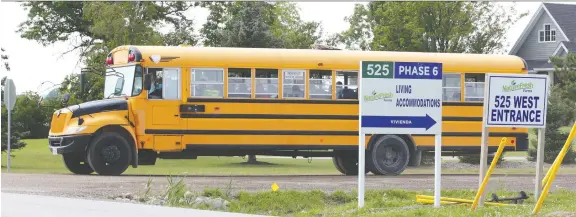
539, 24, 556, 42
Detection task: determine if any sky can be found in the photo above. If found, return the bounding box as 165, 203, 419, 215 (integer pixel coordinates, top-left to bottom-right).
0, 2, 541, 95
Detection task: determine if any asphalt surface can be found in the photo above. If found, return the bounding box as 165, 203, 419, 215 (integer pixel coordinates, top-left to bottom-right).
1, 192, 271, 217
3, 173, 575, 201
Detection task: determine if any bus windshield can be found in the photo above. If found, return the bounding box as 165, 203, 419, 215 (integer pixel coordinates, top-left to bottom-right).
103, 65, 142, 98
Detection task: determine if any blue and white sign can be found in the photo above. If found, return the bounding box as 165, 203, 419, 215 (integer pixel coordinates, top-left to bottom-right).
359, 61, 443, 135
484, 74, 549, 128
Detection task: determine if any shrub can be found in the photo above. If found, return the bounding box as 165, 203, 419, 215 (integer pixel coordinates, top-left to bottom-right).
458, 154, 504, 165
527, 87, 576, 164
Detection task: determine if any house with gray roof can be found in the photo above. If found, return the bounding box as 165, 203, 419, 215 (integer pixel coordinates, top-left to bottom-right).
508, 2, 576, 84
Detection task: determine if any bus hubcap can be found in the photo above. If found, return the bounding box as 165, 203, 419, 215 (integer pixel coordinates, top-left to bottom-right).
101, 145, 121, 164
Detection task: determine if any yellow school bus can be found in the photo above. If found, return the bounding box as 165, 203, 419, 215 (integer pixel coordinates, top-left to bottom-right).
47, 45, 529, 176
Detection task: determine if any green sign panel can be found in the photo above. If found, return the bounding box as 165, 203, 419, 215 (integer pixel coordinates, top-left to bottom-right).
361, 61, 394, 78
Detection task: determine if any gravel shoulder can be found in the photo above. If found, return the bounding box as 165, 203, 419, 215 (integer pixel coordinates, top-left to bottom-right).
3, 173, 576, 201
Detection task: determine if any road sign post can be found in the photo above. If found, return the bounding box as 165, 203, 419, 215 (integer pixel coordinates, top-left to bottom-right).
477, 73, 549, 207
358, 61, 443, 208
3, 78, 17, 172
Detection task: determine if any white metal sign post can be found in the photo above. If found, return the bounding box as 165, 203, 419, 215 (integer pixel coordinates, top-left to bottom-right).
3, 78, 17, 172
479, 73, 549, 206
358, 61, 443, 208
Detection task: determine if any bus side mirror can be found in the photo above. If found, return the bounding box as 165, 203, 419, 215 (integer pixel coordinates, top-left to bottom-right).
62, 93, 70, 106
144, 74, 152, 90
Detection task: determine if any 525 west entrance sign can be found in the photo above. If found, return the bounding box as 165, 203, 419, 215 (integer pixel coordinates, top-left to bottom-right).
359, 61, 443, 135
484, 74, 549, 128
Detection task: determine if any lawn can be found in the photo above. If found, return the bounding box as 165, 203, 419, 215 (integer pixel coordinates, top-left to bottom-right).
2, 139, 576, 175
142, 180, 576, 217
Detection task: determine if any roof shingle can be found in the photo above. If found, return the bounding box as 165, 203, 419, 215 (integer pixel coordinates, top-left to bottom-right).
544, 3, 576, 41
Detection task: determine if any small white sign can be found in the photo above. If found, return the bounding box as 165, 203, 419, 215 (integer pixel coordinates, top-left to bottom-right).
284, 70, 304, 80
484, 74, 549, 128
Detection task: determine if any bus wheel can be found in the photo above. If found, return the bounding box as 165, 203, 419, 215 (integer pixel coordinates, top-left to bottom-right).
333, 151, 369, 176
87, 132, 132, 176
332, 157, 346, 174
367, 135, 410, 175
62, 152, 94, 175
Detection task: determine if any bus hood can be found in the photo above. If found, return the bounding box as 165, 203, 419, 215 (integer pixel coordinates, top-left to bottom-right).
63, 98, 129, 118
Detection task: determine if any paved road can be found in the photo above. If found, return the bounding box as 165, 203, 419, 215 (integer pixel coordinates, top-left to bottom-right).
1, 192, 271, 217
3, 173, 575, 201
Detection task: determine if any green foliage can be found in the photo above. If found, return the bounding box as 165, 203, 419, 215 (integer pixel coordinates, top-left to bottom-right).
528, 53, 576, 164
458, 154, 504, 165
155, 187, 576, 217
1, 47, 9, 71
201, 2, 322, 49
1, 76, 28, 153
1, 104, 28, 153
335, 2, 526, 53
19, 2, 199, 104
202, 188, 224, 198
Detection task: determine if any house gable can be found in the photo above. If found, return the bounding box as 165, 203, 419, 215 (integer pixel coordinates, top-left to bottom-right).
510, 4, 569, 60
544, 3, 576, 42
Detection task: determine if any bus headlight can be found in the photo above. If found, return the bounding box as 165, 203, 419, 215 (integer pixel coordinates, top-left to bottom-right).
64, 126, 88, 134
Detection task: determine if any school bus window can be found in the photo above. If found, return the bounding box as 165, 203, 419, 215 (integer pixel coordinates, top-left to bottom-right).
191, 68, 224, 98
283, 69, 305, 99
132, 66, 143, 96
442, 73, 461, 101
162, 68, 181, 100
255, 68, 279, 98
336, 71, 358, 100
228, 68, 251, 98
464, 73, 485, 102
147, 68, 163, 99
309, 70, 332, 99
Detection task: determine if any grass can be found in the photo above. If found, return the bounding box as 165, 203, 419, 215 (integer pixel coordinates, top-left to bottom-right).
151, 177, 576, 217
3, 139, 576, 175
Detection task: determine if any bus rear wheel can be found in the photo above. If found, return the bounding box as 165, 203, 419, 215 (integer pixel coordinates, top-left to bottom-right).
62, 152, 94, 175
367, 135, 410, 175
87, 132, 132, 176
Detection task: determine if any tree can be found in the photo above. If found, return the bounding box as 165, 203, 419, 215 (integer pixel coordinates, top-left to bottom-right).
201, 2, 322, 49
528, 52, 576, 164
18, 2, 199, 57
1, 48, 28, 154
334, 2, 526, 54
19, 2, 198, 103
11, 92, 56, 139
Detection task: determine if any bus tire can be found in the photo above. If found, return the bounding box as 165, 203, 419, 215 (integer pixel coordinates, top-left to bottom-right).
332, 156, 346, 174
62, 152, 94, 175
333, 151, 369, 176
367, 135, 410, 175
87, 132, 132, 176
408, 150, 422, 167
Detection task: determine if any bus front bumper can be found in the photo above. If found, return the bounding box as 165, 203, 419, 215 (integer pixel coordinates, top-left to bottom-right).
48, 135, 91, 155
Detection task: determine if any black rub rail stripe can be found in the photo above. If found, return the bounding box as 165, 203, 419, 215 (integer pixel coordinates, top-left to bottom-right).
186, 98, 484, 107
180, 113, 357, 120
145, 129, 527, 137
413, 132, 528, 137
180, 113, 482, 121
